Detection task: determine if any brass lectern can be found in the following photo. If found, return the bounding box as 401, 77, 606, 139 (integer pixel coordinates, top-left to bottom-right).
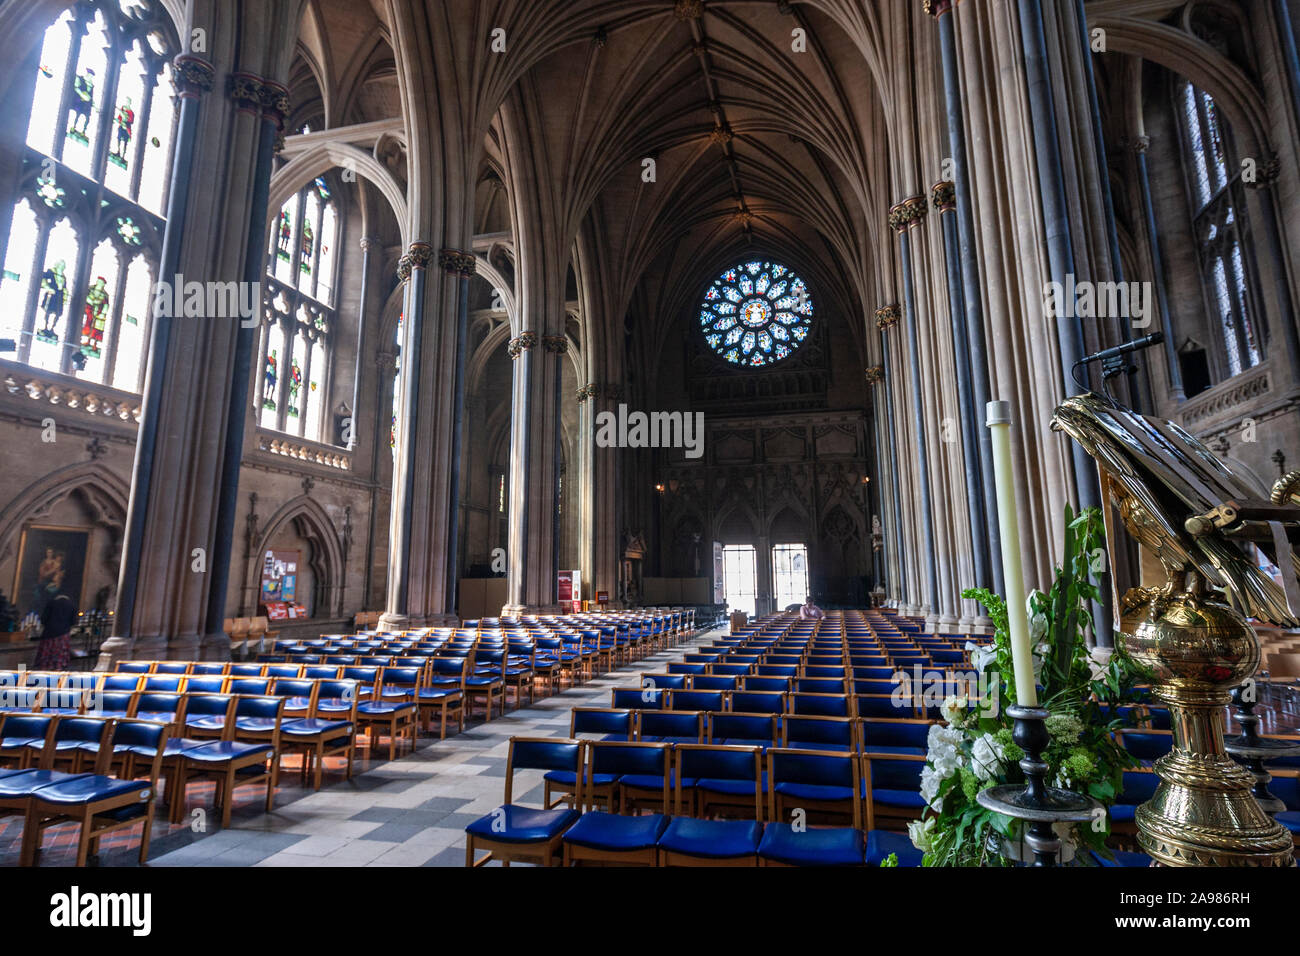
1052, 394, 1298, 866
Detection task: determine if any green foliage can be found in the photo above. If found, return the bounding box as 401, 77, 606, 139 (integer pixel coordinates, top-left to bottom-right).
919, 506, 1151, 866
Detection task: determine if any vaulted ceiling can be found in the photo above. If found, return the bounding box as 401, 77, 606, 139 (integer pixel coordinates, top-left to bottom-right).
294, 0, 906, 392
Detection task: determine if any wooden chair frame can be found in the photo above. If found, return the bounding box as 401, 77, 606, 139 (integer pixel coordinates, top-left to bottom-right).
466, 737, 583, 868
563, 741, 670, 867
658, 744, 762, 867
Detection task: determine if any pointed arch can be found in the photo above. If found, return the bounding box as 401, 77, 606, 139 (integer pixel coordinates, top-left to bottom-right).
249, 495, 346, 618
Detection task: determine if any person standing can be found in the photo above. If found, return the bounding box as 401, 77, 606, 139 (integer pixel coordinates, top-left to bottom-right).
35, 569, 76, 670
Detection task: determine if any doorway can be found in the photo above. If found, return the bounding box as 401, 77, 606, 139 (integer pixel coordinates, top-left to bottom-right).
722, 545, 757, 617
771, 543, 809, 612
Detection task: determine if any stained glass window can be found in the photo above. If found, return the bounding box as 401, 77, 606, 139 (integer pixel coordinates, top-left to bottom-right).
0, 0, 177, 392
699, 260, 813, 367
259, 176, 341, 442
1174, 80, 1262, 379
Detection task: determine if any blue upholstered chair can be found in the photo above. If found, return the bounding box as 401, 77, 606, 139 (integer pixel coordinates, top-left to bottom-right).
758, 748, 865, 866
169, 696, 281, 828
708, 712, 777, 750
24, 719, 167, 865
0, 713, 57, 769
862, 752, 927, 831
859, 718, 930, 754
562, 741, 671, 866
274, 678, 355, 789
791, 692, 853, 718
730, 691, 786, 715
465, 737, 583, 867
612, 687, 661, 710
657, 745, 763, 865
542, 709, 635, 810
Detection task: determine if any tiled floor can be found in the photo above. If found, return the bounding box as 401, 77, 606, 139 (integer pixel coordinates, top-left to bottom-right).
0, 626, 719, 868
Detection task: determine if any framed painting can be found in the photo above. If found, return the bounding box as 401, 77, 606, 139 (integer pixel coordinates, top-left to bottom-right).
12, 525, 90, 620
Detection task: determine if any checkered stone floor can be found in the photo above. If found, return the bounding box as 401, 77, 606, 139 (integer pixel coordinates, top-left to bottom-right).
131, 626, 720, 868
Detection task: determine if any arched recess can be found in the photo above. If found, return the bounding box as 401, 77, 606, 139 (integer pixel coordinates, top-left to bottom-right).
268, 142, 409, 248
0, 462, 130, 604
334, 28, 398, 126
768, 505, 811, 544
1093, 16, 1271, 154
247, 495, 346, 619
474, 252, 518, 334
714, 503, 760, 546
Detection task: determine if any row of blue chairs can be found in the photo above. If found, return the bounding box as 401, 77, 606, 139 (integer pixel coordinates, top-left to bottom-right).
0, 715, 167, 865
3, 676, 362, 793
609, 686, 937, 721
465, 737, 924, 867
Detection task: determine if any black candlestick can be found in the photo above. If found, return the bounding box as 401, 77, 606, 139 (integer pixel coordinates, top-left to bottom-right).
976, 704, 1101, 866
1224, 684, 1300, 815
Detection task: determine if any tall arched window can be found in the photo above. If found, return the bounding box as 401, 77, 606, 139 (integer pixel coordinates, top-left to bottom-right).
0, 0, 178, 392
1172, 80, 1263, 379
259, 176, 339, 441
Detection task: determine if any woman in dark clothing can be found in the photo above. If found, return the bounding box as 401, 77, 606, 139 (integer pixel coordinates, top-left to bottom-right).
35, 569, 76, 670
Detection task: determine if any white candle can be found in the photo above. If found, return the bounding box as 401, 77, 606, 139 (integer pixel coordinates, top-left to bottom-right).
986, 401, 1038, 707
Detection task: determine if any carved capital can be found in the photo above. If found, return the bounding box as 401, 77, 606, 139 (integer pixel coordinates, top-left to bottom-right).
543, 334, 569, 354
439, 248, 476, 276
259, 80, 291, 129
508, 332, 537, 359
931, 180, 956, 213
875, 304, 901, 330
865, 365, 886, 385
924, 0, 953, 17
173, 55, 215, 97
407, 241, 434, 270
227, 72, 263, 113
577, 383, 599, 403
396, 255, 412, 283
888, 195, 928, 233
1131, 135, 1151, 155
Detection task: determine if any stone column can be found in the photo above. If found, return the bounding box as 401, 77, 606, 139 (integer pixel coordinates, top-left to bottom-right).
201, 74, 289, 655
101, 53, 214, 666
931, 180, 992, 602
890, 197, 940, 626
382, 241, 432, 628
503, 329, 566, 614
101, 2, 303, 665
347, 236, 376, 448
876, 305, 913, 613
929, 0, 1004, 599
440, 248, 476, 616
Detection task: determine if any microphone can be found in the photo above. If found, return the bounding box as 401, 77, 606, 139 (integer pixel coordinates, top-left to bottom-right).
1078, 330, 1164, 367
